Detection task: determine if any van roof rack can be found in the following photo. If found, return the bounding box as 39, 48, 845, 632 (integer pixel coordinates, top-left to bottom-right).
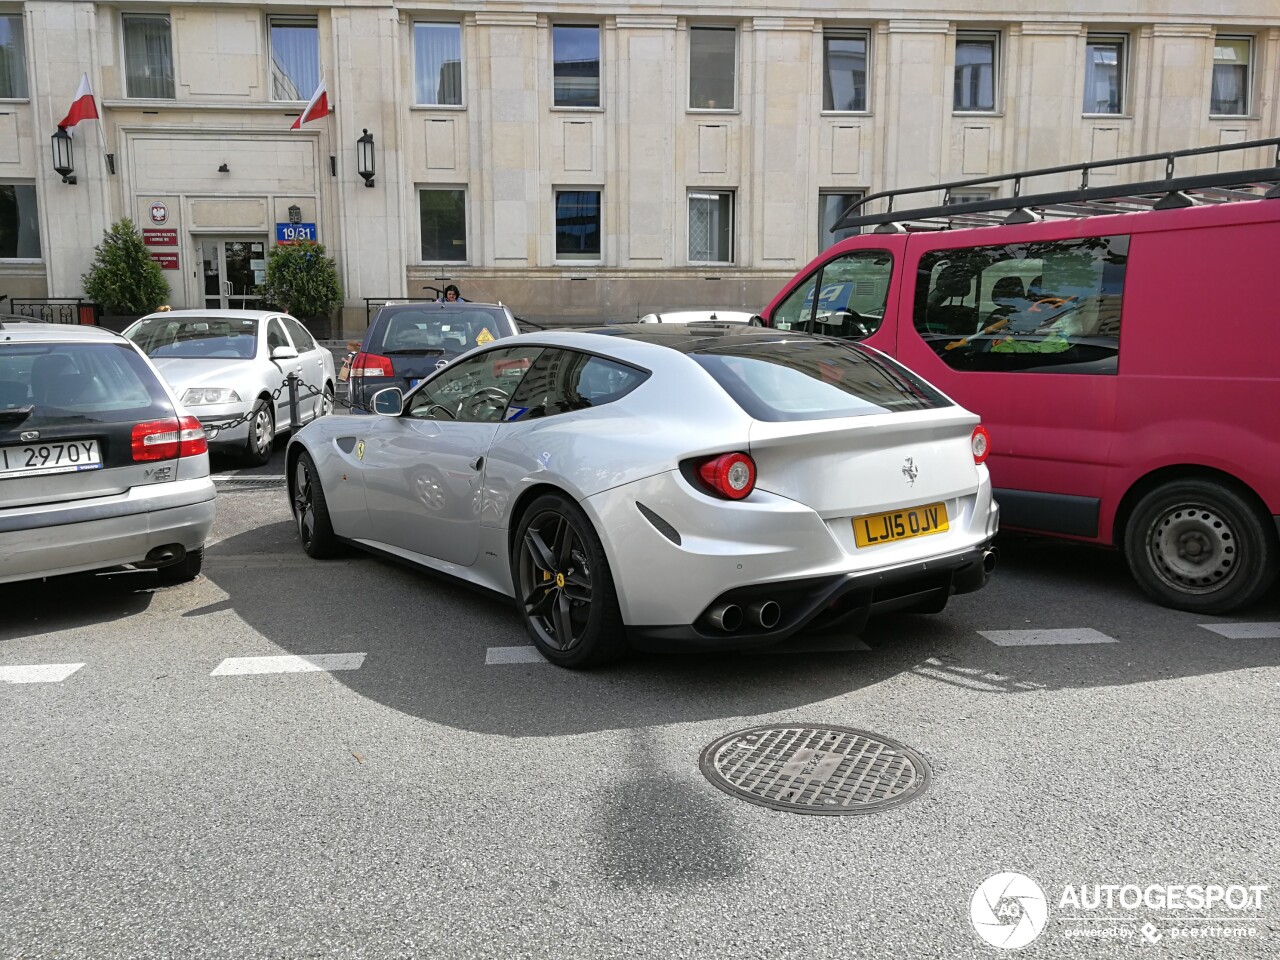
833, 136, 1280, 234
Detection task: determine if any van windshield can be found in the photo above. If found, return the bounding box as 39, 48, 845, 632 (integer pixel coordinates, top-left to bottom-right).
771, 250, 895, 339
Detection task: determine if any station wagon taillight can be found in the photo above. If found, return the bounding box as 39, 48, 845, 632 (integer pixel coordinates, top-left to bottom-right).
971, 425, 991, 465
132, 416, 208, 461
349, 352, 394, 378
693, 452, 757, 501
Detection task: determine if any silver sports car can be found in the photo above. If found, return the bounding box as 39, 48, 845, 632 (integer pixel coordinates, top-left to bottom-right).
286, 325, 999, 668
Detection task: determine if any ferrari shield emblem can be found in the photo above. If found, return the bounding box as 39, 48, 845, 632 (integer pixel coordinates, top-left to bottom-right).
356, 440, 365, 461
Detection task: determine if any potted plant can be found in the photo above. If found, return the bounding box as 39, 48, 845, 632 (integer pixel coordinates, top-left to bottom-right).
261, 240, 343, 339
81, 218, 170, 331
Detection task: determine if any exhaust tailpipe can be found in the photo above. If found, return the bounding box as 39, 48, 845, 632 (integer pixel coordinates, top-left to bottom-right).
983, 547, 999, 574
747, 600, 781, 630
707, 603, 743, 632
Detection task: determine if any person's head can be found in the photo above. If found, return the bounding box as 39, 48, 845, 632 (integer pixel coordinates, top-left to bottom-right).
444, 284, 460, 302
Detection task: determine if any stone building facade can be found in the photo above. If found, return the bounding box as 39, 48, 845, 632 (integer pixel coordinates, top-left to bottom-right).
1, 1, 1277, 333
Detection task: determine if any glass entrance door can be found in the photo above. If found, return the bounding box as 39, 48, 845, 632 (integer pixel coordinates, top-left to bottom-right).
201, 238, 267, 310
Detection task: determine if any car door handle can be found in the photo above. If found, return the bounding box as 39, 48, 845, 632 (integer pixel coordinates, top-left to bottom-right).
469, 456, 484, 471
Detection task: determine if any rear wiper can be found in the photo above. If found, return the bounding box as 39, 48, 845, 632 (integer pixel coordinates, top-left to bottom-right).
383, 348, 446, 356
0, 405, 33, 424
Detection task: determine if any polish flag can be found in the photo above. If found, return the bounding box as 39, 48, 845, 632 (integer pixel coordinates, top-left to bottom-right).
58, 73, 99, 129
290, 78, 330, 129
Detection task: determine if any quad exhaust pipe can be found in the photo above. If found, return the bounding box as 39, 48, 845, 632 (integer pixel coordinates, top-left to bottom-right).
707, 599, 782, 632
982, 547, 999, 574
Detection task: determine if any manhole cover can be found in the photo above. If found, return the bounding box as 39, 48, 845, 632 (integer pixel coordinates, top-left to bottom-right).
214, 476, 286, 491
699, 724, 931, 815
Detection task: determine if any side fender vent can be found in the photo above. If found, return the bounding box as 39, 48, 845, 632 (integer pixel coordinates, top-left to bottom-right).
636, 501, 681, 546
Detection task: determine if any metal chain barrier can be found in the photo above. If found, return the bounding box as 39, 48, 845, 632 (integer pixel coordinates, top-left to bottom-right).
194, 373, 363, 436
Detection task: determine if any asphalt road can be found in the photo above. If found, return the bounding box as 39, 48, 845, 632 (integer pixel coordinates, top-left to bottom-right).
2, 443, 1278, 959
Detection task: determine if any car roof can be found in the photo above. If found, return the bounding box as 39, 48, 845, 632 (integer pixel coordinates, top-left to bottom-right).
136, 309, 283, 321
0, 321, 127, 343
501, 324, 826, 366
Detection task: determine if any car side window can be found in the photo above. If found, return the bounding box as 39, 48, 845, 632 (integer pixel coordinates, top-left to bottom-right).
266, 318, 290, 353
770, 250, 894, 339
282, 317, 317, 353
406, 346, 544, 423
506, 349, 649, 421
913, 235, 1128, 374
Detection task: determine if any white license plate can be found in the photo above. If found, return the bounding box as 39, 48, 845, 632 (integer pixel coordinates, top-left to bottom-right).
0, 439, 102, 479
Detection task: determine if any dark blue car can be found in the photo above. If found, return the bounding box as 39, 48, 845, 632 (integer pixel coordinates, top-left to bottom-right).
347, 302, 521, 410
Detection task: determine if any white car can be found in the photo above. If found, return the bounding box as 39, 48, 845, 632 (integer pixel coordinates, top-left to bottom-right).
124, 310, 336, 465
638, 309, 760, 325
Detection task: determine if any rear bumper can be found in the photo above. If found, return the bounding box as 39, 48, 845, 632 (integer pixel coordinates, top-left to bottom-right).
627, 541, 996, 651
0, 478, 216, 583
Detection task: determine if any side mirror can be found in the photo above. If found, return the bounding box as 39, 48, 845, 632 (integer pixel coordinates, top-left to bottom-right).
749, 314, 766, 327
271, 345, 299, 361
370, 387, 404, 417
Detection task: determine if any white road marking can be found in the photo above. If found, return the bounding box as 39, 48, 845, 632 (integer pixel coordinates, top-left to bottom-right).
0, 663, 85, 684
978, 628, 1117, 646
210, 653, 367, 676
1199, 622, 1280, 639
485, 646, 548, 665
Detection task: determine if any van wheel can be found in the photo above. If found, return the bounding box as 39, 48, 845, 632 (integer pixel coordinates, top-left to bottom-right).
1124, 479, 1279, 614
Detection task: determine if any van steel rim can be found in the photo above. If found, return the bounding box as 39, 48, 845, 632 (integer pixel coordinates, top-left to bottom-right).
1147, 502, 1237, 594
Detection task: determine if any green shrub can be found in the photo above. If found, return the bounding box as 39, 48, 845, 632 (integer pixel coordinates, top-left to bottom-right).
262, 241, 343, 319
81, 218, 170, 315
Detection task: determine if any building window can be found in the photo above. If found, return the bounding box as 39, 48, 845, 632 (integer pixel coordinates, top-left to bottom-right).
270, 17, 320, 102
122, 14, 173, 100
823, 32, 868, 112
1211, 37, 1251, 116
1084, 36, 1125, 114
555, 190, 601, 261
0, 15, 28, 99
955, 33, 996, 112
688, 191, 734, 263
946, 189, 995, 205
690, 27, 736, 110
819, 192, 863, 250
419, 188, 467, 262
414, 23, 462, 106
0, 184, 41, 259
553, 25, 600, 107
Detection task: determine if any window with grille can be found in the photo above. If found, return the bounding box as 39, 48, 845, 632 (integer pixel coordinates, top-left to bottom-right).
689, 191, 734, 263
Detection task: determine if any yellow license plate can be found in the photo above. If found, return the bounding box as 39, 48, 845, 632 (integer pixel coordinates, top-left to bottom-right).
853, 502, 949, 548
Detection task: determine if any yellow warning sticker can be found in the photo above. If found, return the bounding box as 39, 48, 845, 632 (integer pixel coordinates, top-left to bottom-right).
475, 328, 495, 345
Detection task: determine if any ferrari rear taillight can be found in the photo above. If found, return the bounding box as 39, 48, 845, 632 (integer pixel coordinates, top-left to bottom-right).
349, 352, 394, 378
694, 452, 757, 501
132, 416, 208, 461
971, 424, 991, 465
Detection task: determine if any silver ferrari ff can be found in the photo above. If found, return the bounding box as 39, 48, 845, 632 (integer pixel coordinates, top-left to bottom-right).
286, 325, 999, 668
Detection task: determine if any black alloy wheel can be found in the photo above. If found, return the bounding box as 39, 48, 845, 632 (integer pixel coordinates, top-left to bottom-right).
292, 451, 340, 559
512, 494, 626, 668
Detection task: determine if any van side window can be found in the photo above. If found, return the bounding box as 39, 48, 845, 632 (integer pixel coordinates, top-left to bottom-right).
913, 235, 1128, 374
771, 250, 894, 339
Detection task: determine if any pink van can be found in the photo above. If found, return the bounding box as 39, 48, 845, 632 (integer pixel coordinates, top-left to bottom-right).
760, 138, 1280, 614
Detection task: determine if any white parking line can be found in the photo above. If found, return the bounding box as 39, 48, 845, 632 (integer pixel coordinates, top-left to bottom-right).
1199, 622, 1280, 639
210, 653, 367, 676
0, 663, 85, 684
978, 628, 1117, 646
485, 646, 548, 665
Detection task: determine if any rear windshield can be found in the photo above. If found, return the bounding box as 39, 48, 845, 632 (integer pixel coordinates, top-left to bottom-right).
691, 338, 951, 422
0, 342, 171, 426
375, 307, 509, 355
126, 317, 258, 360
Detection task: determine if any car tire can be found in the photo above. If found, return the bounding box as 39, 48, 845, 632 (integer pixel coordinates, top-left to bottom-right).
156, 547, 203, 584
511, 493, 627, 669
1124, 478, 1279, 614
242, 398, 275, 467
292, 450, 341, 559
